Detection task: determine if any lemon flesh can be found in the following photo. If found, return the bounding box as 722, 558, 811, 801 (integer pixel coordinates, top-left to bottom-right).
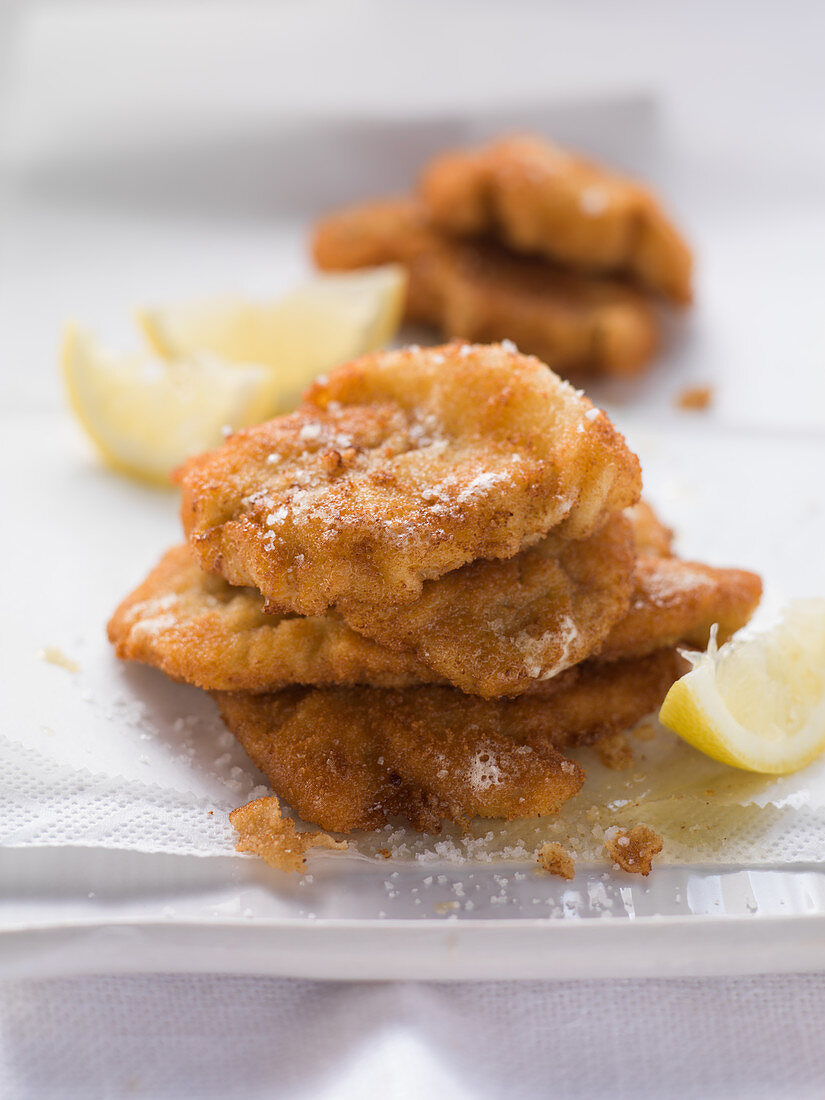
136, 265, 407, 410
61, 325, 278, 485
659, 599, 825, 774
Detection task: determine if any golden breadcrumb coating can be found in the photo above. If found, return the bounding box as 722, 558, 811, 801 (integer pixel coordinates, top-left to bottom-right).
229, 796, 346, 871
419, 135, 693, 303
178, 342, 641, 615
108, 535, 759, 696
213, 650, 686, 833
596, 558, 762, 662
625, 500, 675, 558
312, 197, 658, 378
107, 545, 439, 691
603, 824, 663, 876
341, 511, 635, 696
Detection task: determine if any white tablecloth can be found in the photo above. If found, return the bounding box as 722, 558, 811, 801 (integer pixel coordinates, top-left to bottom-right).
2, 973, 825, 1099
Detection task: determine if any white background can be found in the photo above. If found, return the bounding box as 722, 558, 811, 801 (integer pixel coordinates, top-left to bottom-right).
3, 2, 825, 1097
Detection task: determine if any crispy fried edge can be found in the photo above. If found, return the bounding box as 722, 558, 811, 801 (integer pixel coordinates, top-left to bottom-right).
213, 649, 686, 834
598, 558, 762, 662
178, 342, 642, 615
107, 545, 440, 691
312, 197, 659, 378
108, 544, 759, 696
418, 135, 693, 303
339, 511, 636, 697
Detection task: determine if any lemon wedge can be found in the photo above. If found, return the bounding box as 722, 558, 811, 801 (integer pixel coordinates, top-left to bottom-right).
61, 325, 278, 485
136, 265, 407, 409
659, 599, 825, 774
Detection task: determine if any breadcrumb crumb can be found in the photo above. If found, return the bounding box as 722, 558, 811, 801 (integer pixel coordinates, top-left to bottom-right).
537, 841, 575, 880
676, 384, 713, 411
596, 730, 634, 770
632, 719, 658, 742
603, 824, 663, 876
230, 796, 347, 872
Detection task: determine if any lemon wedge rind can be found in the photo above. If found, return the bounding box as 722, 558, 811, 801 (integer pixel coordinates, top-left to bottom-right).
659, 601, 825, 775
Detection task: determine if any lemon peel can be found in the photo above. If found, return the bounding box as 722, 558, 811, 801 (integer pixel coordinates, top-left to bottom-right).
659, 600, 825, 774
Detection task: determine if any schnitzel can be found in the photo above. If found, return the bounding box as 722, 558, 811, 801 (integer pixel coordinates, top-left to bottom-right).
596, 557, 762, 662
418, 135, 693, 303
339, 511, 636, 696
177, 342, 641, 615
107, 544, 439, 692
105, 319, 760, 865
108, 522, 760, 695
214, 649, 686, 832
313, 197, 658, 378
625, 500, 674, 557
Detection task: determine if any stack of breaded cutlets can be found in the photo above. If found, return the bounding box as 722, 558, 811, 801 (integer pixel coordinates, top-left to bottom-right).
312, 134, 693, 381
109, 342, 761, 837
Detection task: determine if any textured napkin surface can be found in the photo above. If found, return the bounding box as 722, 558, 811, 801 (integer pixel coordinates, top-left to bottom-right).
6, 732, 825, 866
1, 737, 240, 856
2, 973, 825, 1100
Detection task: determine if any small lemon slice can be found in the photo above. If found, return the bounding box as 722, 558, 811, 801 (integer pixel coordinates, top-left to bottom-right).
61, 325, 278, 485
136, 265, 407, 409
659, 599, 825, 774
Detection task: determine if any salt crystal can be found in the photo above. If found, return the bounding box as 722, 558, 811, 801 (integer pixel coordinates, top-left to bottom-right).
580, 186, 608, 216
300, 421, 324, 442
266, 505, 289, 526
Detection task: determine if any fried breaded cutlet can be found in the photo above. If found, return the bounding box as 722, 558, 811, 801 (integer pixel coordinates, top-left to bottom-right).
312, 198, 658, 378
107, 543, 440, 692
214, 649, 687, 833
111, 327, 760, 858
110, 513, 634, 699
625, 500, 675, 557
338, 511, 636, 696
109, 531, 760, 697
177, 343, 641, 617
418, 135, 693, 303
595, 557, 762, 662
